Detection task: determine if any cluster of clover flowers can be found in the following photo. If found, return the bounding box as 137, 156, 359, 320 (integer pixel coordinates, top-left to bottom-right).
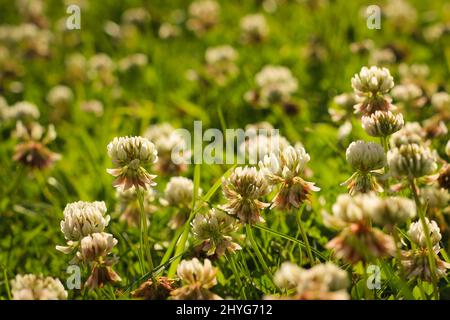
326, 66, 450, 299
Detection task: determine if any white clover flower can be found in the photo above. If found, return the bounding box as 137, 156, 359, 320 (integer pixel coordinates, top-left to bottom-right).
191, 208, 241, 256
46, 85, 73, 108
345, 140, 386, 172
144, 123, 190, 174
76, 232, 118, 262
80, 100, 104, 116
351, 66, 394, 95
187, 0, 220, 36
107, 136, 158, 190
253, 65, 298, 107
272, 262, 349, 300
118, 53, 148, 72
220, 166, 270, 224
171, 258, 222, 300
408, 218, 441, 248
431, 92, 450, 111
122, 7, 150, 25
390, 122, 425, 148
4, 101, 40, 121
361, 110, 404, 137
158, 23, 181, 39
273, 262, 304, 290
161, 176, 195, 208
369, 196, 416, 226
11, 274, 67, 300
387, 143, 437, 178
324, 193, 377, 227
239, 132, 290, 163
421, 187, 450, 210
57, 201, 110, 251
205, 45, 237, 65
240, 14, 269, 43
391, 83, 422, 102
259, 146, 320, 210
398, 63, 429, 81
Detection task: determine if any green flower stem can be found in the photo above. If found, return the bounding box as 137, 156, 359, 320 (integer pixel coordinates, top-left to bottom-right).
391, 226, 407, 279
228, 253, 246, 299
245, 224, 271, 276
380, 136, 390, 194
409, 178, 439, 300
136, 187, 154, 275
296, 205, 316, 266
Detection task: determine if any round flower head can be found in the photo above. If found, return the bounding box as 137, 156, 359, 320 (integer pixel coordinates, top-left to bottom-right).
369, 196, 416, 227
431, 92, 450, 112
351, 66, 394, 115
187, 0, 220, 36
56, 201, 110, 254
446, 140, 450, 157
220, 166, 270, 224
260, 146, 320, 210
390, 122, 425, 148
205, 45, 237, 65
204, 45, 239, 85
46, 85, 73, 108
191, 208, 241, 256
361, 110, 404, 137
408, 218, 441, 248
346, 141, 386, 172
391, 83, 422, 102
240, 14, 269, 43
11, 274, 67, 300
387, 143, 437, 179
351, 66, 394, 95
4, 101, 40, 121
107, 136, 158, 190
421, 186, 449, 210
239, 131, 290, 164
76, 232, 118, 263
160, 176, 195, 208
272, 262, 349, 300
252, 65, 298, 108
171, 258, 222, 300
324, 193, 376, 228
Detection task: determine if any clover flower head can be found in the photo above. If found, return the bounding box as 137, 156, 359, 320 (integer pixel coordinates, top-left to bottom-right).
351, 66, 394, 95
205, 45, 237, 65
431, 92, 450, 111
46, 85, 73, 108
57, 200, 110, 252
4, 101, 40, 121
76, 232, 118, 263
391, 83, 422, 102
325, 193, 377, 227
11, 274, 67, 300
107, 136, 158, 190
408, 218, 442, 248
421, 186, 450, 210
361, 110, 404, 137
446, 140, 450, 157
387, 143, 437, 178
191, 208, 241, 256
346, 140, 385, 172
161, 176, 196, 208
187, 0, 220, 35
390, 122, 425, 148
13, 121, 60, 169
239, 132, 290, 163
240, 14, 269, 43
171, 258, 222, 300
220, 166, 270, 224
369, 196, 416, 226
272, 262, 349, 300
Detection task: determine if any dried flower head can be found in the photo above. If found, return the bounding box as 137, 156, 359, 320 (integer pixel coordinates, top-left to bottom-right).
57, 201, 110, 246
259, 146, 320, 210
11, 274, 67, 300
361, 110, 404, 137
438, 164, 450, 191
240, 14, 269, 43
220, 166, 270, 224
13, 121, 60, 169
132, 276, 175, 300
351, 66, 394, 115
192, 208, 241, 256
171, 258, 222, 300
387, 143, 437, 179
107, 136, 158, 190
77, 232, 121, 290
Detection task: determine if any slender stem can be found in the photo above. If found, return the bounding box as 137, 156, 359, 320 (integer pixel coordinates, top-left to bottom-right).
392, 226, 406, 278
136, 187, 154, 274
380, 136, 390, 194
296, 205, 316, 266
3, 268, 12, 300
245, 224, 271, 276
229, 253, 246, 299
409, 178, 439, 300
